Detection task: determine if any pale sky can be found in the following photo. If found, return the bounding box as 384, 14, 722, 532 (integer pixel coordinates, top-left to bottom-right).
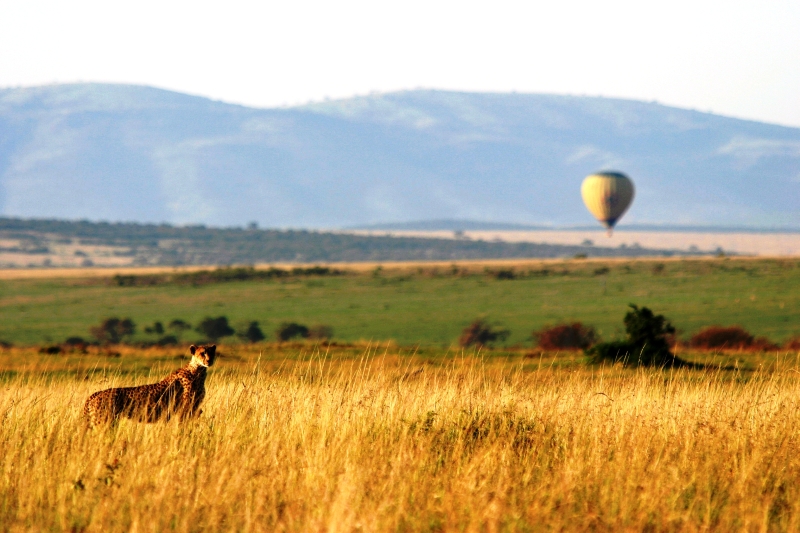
1, 0, 799, 127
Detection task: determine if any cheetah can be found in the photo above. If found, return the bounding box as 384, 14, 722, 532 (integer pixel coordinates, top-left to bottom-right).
83, 344, 216, 427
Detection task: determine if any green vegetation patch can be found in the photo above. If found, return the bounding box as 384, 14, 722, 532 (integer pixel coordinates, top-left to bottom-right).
0, 258, 799, 347
111, 266, 342, 287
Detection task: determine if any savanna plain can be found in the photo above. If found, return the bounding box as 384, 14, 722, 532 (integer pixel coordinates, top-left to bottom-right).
3, 257, 800, 531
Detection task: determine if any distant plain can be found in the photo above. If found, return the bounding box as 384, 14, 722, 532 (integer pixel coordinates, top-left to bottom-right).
349, 229, 800, 256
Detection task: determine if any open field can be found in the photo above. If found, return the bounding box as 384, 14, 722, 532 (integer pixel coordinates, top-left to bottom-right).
3, 256, 800, 531
350, 229, 800, 256
4, 348, 800, 531
0, 257, 798, 347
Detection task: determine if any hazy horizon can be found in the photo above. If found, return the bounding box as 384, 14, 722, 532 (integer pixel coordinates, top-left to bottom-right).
2, 0, 798, 128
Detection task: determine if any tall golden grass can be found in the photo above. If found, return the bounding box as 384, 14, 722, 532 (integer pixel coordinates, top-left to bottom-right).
3, 352, 800, 531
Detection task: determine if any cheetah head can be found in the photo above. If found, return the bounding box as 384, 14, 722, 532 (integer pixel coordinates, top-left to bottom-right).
189, 344, 217, 367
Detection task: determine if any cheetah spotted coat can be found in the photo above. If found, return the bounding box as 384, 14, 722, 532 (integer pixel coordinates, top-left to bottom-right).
83, 344, 216, 426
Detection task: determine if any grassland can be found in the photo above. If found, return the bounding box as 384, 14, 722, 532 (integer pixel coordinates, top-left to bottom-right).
0, 257, 798, 347
3, 258, 800, 530
4, 346, 800, 531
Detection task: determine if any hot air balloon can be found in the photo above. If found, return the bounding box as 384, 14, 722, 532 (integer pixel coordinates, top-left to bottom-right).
581, 171, 635, 235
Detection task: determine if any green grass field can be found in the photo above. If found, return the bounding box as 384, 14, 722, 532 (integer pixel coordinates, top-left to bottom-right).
1, 257, 799, 347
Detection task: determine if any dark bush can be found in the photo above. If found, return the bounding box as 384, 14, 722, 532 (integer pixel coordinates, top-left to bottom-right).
196, 316, 235, 342
308, 324, 334, 341
113, 275, 139, 287
144, 321, 164, 335
459, 319, 510, 348
690, 326, 778, 351
90, 317, 136, 344
156, 335, 179, 346
168, 319, 192, 333
534, 322, 597, 350
494, 270, 516, 280
111, 266, 343, 288
237, 321, 266, 343
38, 345, 62, 355
167, 318, 192, 331
276, 322, 309, 342
292, 266, 337, 276
587, 304, 682, 366
63, 336, 89, 353
586, 340, 635, 364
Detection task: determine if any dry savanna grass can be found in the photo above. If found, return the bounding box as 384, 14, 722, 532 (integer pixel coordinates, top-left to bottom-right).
4, 350, 800, 532
348, 230, 800, 257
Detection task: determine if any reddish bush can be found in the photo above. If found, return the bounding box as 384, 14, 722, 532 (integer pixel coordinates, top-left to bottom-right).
785, 337, 800, 350
534, 322, 597, 350
689, 326, 778, 351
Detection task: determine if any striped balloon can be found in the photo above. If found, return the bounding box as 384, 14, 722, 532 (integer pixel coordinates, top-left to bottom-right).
581, 172, 635, 235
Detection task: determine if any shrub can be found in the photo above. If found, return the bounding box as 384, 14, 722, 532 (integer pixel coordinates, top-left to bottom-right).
586, 340, 634, 364
63, 336, 89, 353
534, 322, 597, 350
587, 304, 682, 367
276, 322, 309, 342
786, 337, 800, 350
38, 345, 62, 354
690, 326, 778, 351
494, 270, 515, 280
112, 266, 343, 288
169, 319, 191, 329
459, 319, 509, 348
144, 321, 165, 335
237, 321, 266, 343
156, 335, 179, 346
308, 324, 334, 341
90, 317, 136, 344
196, 316, 234, 342
168, 319, 192, 335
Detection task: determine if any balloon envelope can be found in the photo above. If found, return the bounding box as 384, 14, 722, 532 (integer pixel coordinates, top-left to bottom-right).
581, 172, 635, 232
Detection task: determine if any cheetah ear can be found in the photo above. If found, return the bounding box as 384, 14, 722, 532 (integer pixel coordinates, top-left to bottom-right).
208, 345, 216, 357
189, 345, 198, 355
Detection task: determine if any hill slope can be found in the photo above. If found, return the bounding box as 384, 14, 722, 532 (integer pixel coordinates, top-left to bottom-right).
1, 84, 798, 228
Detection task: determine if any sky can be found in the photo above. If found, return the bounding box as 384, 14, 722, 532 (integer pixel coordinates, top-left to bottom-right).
1, 0, 799, 127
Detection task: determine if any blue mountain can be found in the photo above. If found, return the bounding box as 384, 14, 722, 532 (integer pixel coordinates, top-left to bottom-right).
1, 84, 798, 228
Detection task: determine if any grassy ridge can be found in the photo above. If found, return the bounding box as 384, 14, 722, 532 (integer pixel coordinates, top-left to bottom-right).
1, 258, 799, 347
4, 353, 800, 530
